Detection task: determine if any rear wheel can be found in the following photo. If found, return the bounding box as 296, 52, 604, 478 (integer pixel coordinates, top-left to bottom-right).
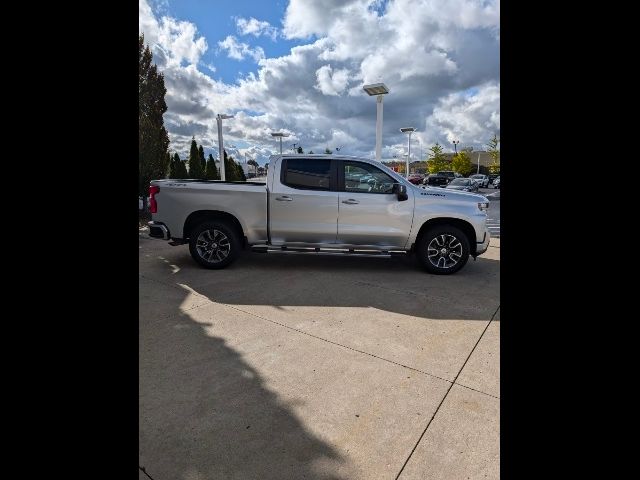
416, 225, 470, 274
188, 221, 240, 269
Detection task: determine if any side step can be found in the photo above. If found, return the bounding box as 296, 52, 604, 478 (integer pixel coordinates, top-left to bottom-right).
251, 245, 407, 258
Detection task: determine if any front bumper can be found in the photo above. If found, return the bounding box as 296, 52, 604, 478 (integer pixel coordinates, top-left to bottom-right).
476, 228, 491, 256
148, 221, 170, 240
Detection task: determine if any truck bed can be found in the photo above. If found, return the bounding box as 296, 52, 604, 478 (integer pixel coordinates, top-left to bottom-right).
150, 179, 268, 243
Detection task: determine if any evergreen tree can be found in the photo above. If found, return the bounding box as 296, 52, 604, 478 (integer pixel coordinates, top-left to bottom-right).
308, 150, 314, 154
223, 150, 238, 181
177, 154, 188, 178
205, 153, 219, 180
188, 137, 204, 178
324, 148, 332, 154
169, 152, 180, 178
198, 145, 206, 173
139, 34, 170, 208
236, 161, 247, 181
297, 146, 303, 154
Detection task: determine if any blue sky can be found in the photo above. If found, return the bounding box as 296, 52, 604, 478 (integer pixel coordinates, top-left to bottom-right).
152, 0, 309, 84
140, 0, 500, 165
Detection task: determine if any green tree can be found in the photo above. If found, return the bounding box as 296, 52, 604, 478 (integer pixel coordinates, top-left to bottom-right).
324, 148, 332, 154
223, 150, 239, 181
297, 146, 303, 154
236, 162, 247, 181
426, 143, 449, 173
205, 153, 219, 180
188, 137, 204, 178
177, 156, 188, 178
198, 145, 206, 173
451, 151, 473, 176
139, 34, 170, 208
487, 134, 500, 174
247, 159, 259, 175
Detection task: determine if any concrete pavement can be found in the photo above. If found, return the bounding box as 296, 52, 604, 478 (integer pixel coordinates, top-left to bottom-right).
139, 233, 500, 479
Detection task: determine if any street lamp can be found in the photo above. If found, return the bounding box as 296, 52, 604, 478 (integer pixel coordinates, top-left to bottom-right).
452, 140, 459, 155
216, 113, 234, 181
271, 132, 290, 154
363, 83, 390, 162
400, 127, 416, 179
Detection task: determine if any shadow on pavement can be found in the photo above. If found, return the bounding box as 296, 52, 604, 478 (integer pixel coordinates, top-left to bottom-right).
139, 236, 500, 321
139, 276, 346, 479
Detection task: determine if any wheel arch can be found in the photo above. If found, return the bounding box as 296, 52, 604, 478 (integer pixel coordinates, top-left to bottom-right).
183, 210, 245, 243
414, 217, 478, 256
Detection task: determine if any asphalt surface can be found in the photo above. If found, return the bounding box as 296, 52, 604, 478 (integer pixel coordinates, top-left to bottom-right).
139, 228, 500, 479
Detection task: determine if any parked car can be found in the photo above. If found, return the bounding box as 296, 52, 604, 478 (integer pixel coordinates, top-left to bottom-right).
469, 174, 489, 188
492, 176, 500, 189
425, 170, 457, 187
446, 178, 479, 192
407, 173, 425, 185
147, 154, 491, 274
488, 174, 500, 185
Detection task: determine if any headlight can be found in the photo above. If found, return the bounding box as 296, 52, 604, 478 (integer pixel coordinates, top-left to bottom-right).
478, 202, 489, 211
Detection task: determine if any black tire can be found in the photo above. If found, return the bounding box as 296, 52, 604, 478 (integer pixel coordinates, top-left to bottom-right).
416, 225, 470, 275
188, 221, 240, 269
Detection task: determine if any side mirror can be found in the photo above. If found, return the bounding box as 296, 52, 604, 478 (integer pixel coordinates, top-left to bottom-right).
393, 183, 408, 201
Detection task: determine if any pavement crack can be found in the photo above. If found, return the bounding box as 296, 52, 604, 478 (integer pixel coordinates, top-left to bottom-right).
139, 466, 155, 480
394, 305, 499, 479
223, 304, 453, 385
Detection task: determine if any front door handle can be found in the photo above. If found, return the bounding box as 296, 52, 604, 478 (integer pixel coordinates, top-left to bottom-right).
342, 199, 359, 205
276, 195, 293, 201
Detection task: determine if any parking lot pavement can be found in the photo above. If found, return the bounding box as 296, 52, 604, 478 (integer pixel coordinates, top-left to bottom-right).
139, 233, 500, 479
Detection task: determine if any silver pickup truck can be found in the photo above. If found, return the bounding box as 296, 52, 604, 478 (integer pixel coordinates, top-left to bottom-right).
148, 154, 490, 274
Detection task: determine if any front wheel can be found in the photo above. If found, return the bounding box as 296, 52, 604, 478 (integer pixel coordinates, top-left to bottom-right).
188, 221, 240, 269
416, 225, 470, 274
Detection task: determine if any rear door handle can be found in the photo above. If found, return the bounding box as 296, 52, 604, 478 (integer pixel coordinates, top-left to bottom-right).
342, 199, 359, 204
276, 195, 293, 201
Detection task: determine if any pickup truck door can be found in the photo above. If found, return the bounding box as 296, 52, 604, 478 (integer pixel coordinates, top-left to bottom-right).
269, 157, 339, 244
336, 161, 414, 248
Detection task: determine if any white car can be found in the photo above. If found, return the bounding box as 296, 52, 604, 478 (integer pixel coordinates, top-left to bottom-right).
469, 174, 489, 188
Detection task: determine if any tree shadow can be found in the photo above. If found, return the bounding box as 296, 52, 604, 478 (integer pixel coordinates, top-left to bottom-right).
139, 236, 500, 477
139, 274, 348, 479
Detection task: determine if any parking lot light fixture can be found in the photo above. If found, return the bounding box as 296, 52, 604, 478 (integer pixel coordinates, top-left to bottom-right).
400, 127, 416, 179
271, 132, 290, 154
363, 83, 390, 162
216, 113, 234, 181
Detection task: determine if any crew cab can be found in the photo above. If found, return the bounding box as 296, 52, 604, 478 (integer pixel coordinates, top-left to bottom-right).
148, 155, 490, 274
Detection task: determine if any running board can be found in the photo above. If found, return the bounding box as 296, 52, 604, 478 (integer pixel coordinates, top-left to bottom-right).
251, 245, 407, 258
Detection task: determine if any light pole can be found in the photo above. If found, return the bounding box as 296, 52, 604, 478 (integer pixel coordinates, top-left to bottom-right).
216, 113, 234, 181
363, 83, 390, 162
400, 127, 416, 179
477, 152, 481, 174
271, 132, 289, 154
452, 140, 459, 155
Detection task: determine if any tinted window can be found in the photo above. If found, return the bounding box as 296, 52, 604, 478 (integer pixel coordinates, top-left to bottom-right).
283, 158, 331, 190
344, 161, 395, 194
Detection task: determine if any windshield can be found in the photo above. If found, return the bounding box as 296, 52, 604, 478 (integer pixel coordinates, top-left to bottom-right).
471, 175, 482, 179
449, 178, 467, 185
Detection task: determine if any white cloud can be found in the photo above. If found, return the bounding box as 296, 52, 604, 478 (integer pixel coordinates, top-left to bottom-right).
236, 17, 278, 41
139, 0, 499, 163
139, 0, 207, 68
315, 65, 351, 96
218, 35, 265, 62
423, 82, 500, 147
